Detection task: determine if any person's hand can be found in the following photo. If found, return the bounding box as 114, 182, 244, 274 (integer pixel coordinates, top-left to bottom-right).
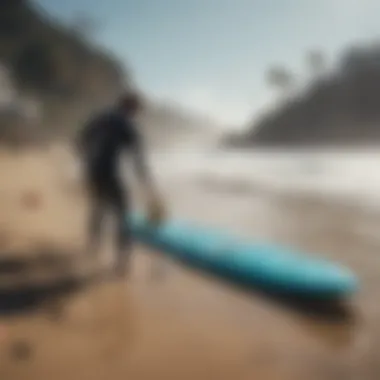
146, 194, 167, 225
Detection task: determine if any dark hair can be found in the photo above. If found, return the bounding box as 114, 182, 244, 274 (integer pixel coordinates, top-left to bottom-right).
117, 92, 142, 111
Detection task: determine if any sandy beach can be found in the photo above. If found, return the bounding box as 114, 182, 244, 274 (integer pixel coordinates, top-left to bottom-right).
0, 146, 379, 380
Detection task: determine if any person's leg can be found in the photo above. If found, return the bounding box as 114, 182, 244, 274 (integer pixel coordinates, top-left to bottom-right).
108, 178, 132, 277
86, 179, 106, 256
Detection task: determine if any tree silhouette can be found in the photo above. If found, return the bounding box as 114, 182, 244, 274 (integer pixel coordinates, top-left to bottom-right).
306, 50, 326, 78
266, 66, 294, 98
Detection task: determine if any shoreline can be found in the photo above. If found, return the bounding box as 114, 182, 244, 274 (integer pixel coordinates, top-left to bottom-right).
0, 145, 380, 379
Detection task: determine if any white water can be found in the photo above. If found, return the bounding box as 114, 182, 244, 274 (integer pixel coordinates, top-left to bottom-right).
153, 148, 380, 210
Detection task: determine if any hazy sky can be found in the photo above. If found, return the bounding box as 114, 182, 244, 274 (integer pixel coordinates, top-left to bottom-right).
35, 0, 380, 127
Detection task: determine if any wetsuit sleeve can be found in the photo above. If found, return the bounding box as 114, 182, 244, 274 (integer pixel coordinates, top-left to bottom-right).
130, 129, 152, 184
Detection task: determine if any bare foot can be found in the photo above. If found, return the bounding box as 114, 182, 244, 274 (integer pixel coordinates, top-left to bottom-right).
113, 259, 130, 280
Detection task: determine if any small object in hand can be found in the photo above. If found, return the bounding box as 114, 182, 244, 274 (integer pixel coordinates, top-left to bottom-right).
147, 198, 166, 225
9, 340, 32, 361
21, 191, 42, 210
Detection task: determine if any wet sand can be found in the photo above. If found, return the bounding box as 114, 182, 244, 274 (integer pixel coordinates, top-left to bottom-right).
0, 147, 380, 379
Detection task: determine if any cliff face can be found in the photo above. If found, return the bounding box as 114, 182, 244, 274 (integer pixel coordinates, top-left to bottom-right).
0, 1, 216, 148
224, 41, 380, 148
0, 0, 126, 143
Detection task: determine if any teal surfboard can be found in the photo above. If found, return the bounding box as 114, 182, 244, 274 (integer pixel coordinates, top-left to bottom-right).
127, 214, 358, 297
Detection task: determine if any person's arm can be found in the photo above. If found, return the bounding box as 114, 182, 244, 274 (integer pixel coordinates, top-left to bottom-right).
131, 129, 155, 192
129, 127, 166, 223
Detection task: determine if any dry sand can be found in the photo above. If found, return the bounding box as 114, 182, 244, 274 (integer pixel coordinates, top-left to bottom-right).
0, 145, 379, 379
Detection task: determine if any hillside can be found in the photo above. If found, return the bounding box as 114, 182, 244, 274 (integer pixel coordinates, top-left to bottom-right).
223, 41, 380, 148
0, 0, 128, 142
0, 0, 210, 148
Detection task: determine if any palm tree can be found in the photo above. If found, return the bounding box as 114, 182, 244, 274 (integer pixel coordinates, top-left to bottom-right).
266, 66, 294, 99
306, 50, 326, 79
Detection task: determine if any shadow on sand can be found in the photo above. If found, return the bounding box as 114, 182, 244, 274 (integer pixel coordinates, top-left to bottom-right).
0, 252, 97, 317
0, 276, 86, 317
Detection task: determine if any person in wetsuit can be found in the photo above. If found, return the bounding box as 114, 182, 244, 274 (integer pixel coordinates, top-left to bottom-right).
76, 92, 165, 277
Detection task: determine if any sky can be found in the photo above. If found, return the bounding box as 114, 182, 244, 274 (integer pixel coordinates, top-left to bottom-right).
35, 0, 380, 128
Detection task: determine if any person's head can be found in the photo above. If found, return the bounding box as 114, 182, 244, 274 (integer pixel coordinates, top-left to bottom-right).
117, 91, 142, 117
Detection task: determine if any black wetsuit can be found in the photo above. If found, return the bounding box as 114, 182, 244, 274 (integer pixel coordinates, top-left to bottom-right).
77, 108, 149, 266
